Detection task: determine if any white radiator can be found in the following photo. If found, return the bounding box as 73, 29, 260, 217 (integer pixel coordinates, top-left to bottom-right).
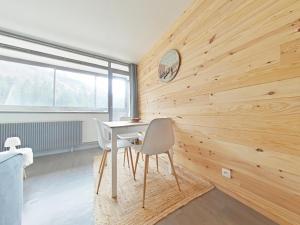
0, 121, 82, 155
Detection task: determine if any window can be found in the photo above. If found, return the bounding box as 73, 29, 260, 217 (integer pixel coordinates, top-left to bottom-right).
0, 34, 108, 67
0, 48, 108, 74
112, 73, 130, 120
55, 70, 96, 108
0, 59, 109, 111
0, 32, 131, 114
96, 76, 108, 111
0, 60, 54, 106
111, 63, 129, 72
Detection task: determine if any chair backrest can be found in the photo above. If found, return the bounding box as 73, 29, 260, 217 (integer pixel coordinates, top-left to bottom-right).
141, 118, 175, 155
93, 119, 109, 149
120, 116, 131, 121
4, 137, 21, 150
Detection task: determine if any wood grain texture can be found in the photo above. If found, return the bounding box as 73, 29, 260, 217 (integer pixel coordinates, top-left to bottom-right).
137, 1, 300, 224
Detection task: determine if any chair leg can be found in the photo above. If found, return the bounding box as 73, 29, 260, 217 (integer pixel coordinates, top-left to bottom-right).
156, 154, 159, 172
128, 147, 135, 178
98, 151, 106, 173
96, 150, 108, 194
126, 148, 130, 168
123, 148, 127, 166
167, 151, 181, 192
134, 152, 140, 180
143, 155, 149, 208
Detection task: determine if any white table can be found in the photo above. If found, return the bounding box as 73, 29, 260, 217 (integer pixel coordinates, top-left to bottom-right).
102, 121, 149, 198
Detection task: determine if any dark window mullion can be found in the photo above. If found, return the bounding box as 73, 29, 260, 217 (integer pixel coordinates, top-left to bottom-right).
53, 69, 56, 107
108, 62, 113, 121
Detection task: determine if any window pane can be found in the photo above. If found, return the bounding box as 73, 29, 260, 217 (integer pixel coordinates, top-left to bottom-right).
0, 48, 108, 74
0, 35, 109, 67
0, 60, 54, 106
96, 76, 108, 111
112, 74, 130, 120
111, 63, 129, 72
55, 70, 95, 108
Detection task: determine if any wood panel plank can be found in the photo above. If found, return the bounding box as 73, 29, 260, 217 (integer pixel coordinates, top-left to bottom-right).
141, 97, 300, 118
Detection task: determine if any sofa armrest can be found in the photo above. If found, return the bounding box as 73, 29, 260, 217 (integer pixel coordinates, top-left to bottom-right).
0, 151, 23, 225
0, 151, 21, 164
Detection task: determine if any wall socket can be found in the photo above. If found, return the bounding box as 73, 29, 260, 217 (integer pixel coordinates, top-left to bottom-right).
222, 168, 232, 179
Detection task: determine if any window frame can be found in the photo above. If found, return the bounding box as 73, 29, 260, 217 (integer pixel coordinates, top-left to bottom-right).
0, 49, 131, 114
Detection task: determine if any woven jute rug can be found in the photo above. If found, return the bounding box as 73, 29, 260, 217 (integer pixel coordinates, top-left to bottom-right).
94, 152, 214, 225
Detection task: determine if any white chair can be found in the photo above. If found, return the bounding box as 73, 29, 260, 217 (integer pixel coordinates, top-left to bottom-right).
133, 118, 181, 208
4, 137, 33, 178
118, 117, 159, 171
117, 117, 144, 168
94, 118, 135, 194
117, 116, 141, 141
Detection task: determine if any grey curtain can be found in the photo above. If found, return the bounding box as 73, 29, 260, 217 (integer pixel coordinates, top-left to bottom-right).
129, 64, 138, 118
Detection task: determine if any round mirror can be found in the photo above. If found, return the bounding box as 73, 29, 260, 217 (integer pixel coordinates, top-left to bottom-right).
158, 49, 181, 82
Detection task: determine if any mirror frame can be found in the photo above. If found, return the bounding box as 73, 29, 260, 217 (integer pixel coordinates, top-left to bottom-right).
158, 49, 181, 83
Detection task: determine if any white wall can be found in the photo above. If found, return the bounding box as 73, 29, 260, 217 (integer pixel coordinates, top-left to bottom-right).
0, 112, 108, 143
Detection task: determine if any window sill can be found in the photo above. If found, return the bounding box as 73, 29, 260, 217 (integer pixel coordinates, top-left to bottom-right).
0, 106, 108, 114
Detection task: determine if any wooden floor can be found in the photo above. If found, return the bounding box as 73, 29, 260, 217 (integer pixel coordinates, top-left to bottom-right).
158, 188, 277, 225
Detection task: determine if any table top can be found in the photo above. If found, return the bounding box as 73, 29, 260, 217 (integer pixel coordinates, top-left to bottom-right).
103, 121, 149, 128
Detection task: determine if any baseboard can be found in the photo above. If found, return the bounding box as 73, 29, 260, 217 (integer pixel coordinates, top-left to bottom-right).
33, 141, 99, 157
74, 141, 99, 151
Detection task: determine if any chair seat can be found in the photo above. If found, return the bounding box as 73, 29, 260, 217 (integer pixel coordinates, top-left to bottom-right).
11, 148, 33, 168
117, 133, 140, 140
104, 139, 133, 151
132, 144, 167, 156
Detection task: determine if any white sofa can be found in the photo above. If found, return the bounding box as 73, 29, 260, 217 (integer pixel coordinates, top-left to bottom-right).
0, 151, 23, 225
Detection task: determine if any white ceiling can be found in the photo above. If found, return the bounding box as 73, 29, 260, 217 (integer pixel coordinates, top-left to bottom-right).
0, 0, 192, 63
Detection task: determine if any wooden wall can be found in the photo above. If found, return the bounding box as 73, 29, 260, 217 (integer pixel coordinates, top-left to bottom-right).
137, 1, 300, 224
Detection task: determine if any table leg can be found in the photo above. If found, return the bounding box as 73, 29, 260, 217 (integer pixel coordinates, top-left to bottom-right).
111, 129, 118, 198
